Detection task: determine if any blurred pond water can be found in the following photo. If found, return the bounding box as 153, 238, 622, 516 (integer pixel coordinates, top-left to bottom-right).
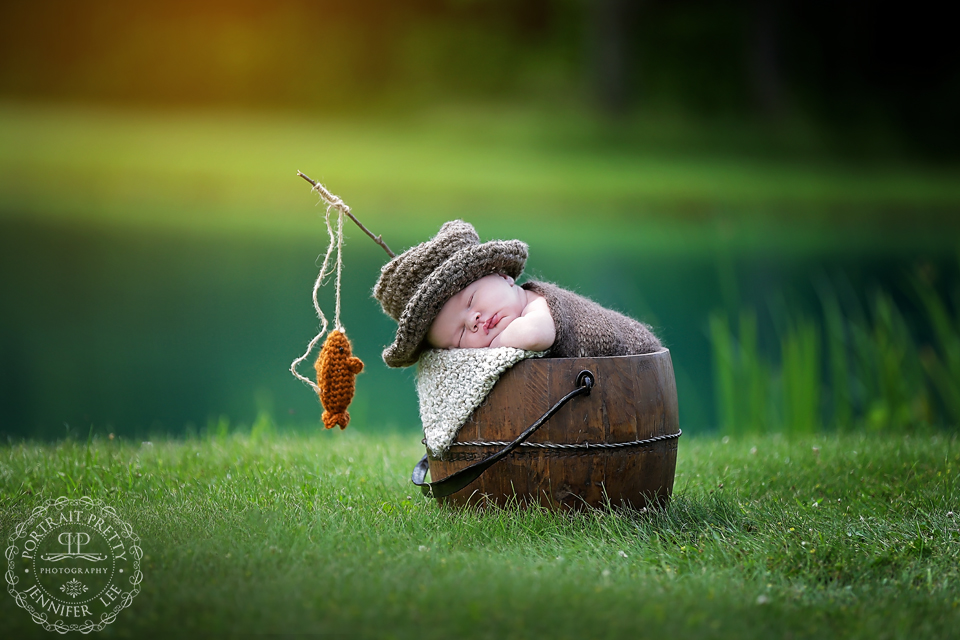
0, 216, 953, 440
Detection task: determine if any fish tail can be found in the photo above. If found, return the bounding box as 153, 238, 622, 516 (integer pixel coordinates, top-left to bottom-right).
322, 410, 350, 430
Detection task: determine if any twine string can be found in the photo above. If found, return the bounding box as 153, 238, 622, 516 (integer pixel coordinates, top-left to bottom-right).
290, 181, 349, 392
334, 200, 345, 331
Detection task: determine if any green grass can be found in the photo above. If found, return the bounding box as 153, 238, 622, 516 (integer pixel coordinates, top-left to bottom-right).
2, 430, 958, 639
3, 101, 960, 255
708, 270, 960, 435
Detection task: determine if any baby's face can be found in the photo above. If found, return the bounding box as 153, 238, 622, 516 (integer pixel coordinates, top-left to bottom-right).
427, 274, 524, 349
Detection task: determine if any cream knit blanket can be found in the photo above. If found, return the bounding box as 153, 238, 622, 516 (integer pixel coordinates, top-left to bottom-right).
416, 348, 543, 457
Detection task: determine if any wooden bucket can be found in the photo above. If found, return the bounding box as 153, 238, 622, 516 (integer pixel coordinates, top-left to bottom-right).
426, 348, 681, 510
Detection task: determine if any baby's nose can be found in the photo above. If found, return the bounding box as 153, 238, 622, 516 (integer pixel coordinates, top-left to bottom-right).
470, 313, 480, 331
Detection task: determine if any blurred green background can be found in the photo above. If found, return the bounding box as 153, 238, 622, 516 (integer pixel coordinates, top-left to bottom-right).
2, 0, 959, 439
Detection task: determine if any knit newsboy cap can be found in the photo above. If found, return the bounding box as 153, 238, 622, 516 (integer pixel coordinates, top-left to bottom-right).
373, 220, 528, 368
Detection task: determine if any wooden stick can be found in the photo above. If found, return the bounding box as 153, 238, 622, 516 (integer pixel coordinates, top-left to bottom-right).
297, 171, 396, 258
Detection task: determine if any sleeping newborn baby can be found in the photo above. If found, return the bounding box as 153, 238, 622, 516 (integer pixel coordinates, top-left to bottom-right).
373, 220, 661, 368
426, 273, 555, 351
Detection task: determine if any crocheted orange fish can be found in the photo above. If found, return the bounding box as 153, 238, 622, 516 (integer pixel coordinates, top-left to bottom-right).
315, 330, 364, 429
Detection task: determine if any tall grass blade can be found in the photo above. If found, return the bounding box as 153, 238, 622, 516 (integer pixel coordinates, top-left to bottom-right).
867, 293, 929, 430
781, 317, 821, 435
709, 311, 738, 434
914, 274, 960, 425
817, 281, 852, 431
738, 309, 768, 433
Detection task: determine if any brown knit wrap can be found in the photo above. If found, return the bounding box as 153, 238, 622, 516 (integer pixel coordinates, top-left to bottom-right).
522, 281, 662, 358
373, 220, 528, 368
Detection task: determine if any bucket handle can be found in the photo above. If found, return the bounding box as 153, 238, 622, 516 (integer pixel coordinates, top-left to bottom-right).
411, 370, 595, 498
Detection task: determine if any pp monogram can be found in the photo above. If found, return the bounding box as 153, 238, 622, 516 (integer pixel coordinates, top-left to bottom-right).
5, 497, 143, 633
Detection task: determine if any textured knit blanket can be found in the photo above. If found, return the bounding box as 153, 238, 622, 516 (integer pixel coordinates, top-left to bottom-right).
416, 347, 543, 457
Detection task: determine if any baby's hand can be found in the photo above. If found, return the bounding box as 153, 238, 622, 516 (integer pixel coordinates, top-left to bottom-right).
490, 295, 555, 351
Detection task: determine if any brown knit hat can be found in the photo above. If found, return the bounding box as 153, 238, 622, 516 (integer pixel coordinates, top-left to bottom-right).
373, 220, 528, 368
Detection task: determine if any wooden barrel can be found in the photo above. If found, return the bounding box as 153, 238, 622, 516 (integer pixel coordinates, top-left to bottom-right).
427, 348, 680, 510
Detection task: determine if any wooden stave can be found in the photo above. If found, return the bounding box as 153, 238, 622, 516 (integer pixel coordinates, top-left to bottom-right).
427, 348, 680, 510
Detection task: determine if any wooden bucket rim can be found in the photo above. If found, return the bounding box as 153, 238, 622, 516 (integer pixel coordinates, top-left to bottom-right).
526, 347, 670, 363
445, 346, 677, 449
